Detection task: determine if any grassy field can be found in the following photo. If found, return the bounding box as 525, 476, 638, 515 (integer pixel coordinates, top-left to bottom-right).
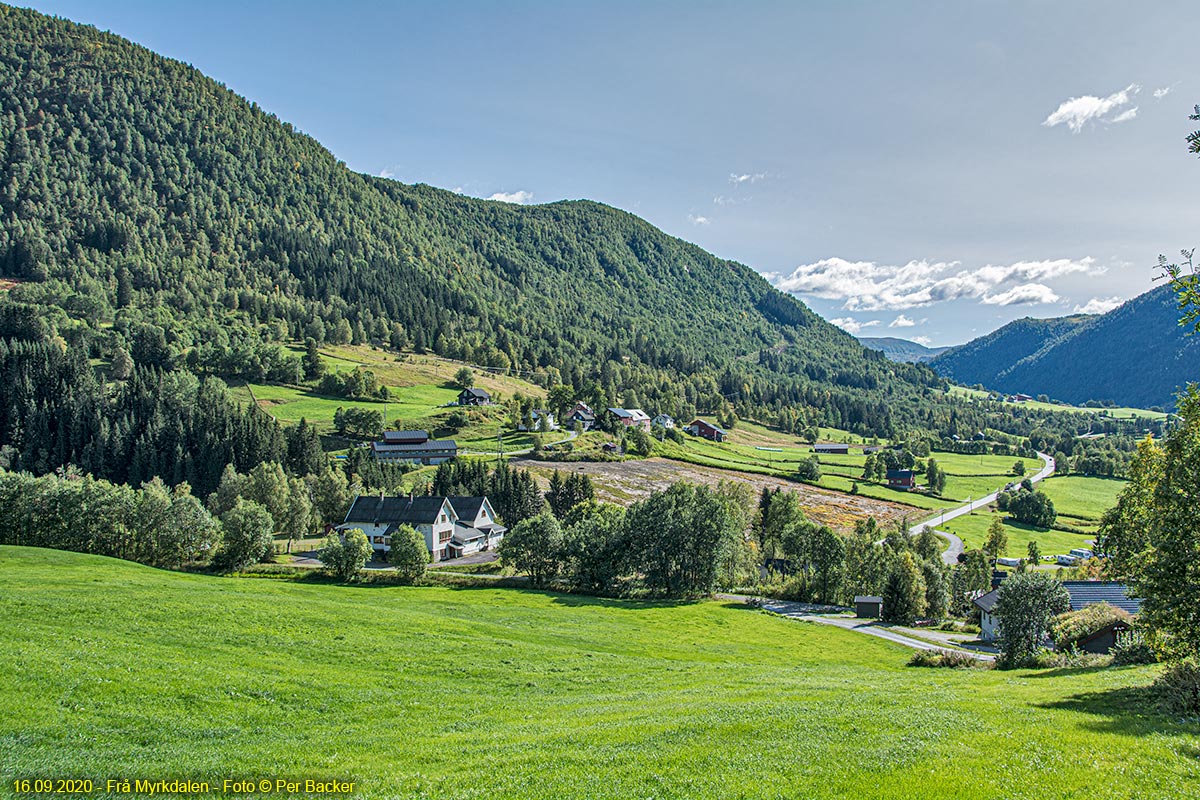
225, 344, 555, 453
1, 547, 1196, 799
947, 385, 1168, 420
936, 474, 1127, 557
654, 421, 1040, 514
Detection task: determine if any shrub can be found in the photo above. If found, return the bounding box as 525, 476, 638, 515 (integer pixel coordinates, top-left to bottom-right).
1049, 602, 1133, 651
908, 649, 986, 669
1111, 628, 1157, 666
388, 524, 430, 583
1154, 659, 1200, 714
317, 528, 373, 582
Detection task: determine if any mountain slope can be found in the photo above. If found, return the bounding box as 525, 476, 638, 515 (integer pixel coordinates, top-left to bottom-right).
0, 3, 940, 435
858, 337, 951, 363
930, 285, 1199, 408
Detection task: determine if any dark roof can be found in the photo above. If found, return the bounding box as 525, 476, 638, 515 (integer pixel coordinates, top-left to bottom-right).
371, 440, 457, 453
1062, 581, 1142, 615
689, 418, 729, 434
854, 596, 883, 604
343, 495, 452, 526
382, 430, 429, 444
973, 588, 1001, 613
460, 387, 490, 399
448, 496, 487, 520
886, 469, 914, 479
571, 409, 596, 420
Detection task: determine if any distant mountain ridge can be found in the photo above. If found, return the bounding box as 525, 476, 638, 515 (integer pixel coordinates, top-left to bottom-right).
857, 336, 952, 363
929, 284, 1199, 408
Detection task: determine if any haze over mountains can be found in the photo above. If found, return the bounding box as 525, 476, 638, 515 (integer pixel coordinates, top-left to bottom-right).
928, 284, 1198, 409
857, 337, 952, 364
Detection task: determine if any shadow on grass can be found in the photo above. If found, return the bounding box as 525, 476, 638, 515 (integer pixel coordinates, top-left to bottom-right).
1033, 679, 1195, 737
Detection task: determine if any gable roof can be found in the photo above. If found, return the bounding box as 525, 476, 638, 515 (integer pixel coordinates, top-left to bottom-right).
382, 430, 429, 444
448, 496, 488, 521
973, 588, 1001, 613
688, 418, 729, 435
343, 495, 454, 526
854, 595, 882, 604
608, 407, 649, 421
886, 469, 914, 479
1062, 581, 1142, 615
460, 387, 491, 399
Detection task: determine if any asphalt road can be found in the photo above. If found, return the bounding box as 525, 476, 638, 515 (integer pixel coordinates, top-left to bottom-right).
909, 451, 1055, 565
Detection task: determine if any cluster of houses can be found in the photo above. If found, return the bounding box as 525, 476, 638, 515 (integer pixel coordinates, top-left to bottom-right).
974, 580, 1140, 653
338, 493, 506, 562
855, 580, 1140, 655
567, 402, 726, 442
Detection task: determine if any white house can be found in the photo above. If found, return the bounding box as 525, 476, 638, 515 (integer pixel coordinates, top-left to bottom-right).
973, 588, 1001, 641
652, 414, 675, 430
446, 497, 507, 558
517, 410, 558, 432
338, 494, 506, 562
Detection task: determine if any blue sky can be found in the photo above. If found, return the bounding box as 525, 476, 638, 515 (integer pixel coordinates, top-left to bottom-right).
23, 1, 1200, 345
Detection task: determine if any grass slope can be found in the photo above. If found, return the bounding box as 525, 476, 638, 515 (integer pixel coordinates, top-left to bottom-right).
3, 547, 1196, 799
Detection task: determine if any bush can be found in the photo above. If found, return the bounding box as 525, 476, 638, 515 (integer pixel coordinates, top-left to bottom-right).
388, 524, 430, 582
1154, 660, 1200, 714
317, 528, 373, 582
1111, 628, 1157, 666
1049, 602, 1132, 651
908, 649, 986, 669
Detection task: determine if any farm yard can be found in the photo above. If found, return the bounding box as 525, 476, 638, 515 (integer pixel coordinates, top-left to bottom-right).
2, 546, 1195, 800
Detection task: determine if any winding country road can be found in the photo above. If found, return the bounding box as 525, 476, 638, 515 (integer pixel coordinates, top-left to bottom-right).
909, 452, 1055, 565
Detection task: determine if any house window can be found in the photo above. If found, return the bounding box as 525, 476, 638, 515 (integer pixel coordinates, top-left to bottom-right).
440, 513, 447, 522
439, 530, 452, 543
373, 536, 384, 545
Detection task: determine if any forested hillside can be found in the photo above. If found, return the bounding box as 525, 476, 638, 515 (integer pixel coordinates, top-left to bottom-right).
0, 3, 949, 438
930, 315, 1092, 388
931, 285, 1198, 408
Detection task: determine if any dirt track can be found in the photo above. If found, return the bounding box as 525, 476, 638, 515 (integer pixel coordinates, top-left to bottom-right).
512, 456, 914, 532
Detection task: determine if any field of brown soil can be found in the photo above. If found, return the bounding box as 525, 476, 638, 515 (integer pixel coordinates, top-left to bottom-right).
513, 456, 913, 532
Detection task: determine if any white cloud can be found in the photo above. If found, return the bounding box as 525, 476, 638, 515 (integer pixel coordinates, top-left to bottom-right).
712, 195, 750, 206
1042, 84, 1140, 132
1112, 106, 1138, 123
981, 283, 1060, 306
830, 317, 880, 335
1073, 296, 1123, 315
769, 256, 1098, 311
889, 314, 916, 328
487, 190, 534, 204
912, 336, 932, 346
1154, 86, 1173, 99
729, 172, 767, 185
689, 214, 711, 226
378, 168, 395, 179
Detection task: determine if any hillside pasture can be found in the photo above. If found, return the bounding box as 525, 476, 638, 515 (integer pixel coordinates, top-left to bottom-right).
1, 547, 1195, 800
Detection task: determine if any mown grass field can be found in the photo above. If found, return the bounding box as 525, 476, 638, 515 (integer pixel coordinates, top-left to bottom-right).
947, 385, 1168, 420
654, 420, 1040, 514
225, 345, 556, 453
3, 546, 1196, 799
937, 475, 1127, 558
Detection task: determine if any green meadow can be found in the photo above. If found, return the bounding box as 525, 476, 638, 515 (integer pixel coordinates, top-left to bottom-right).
654, 422, 1040, 514
1, 547, 1196, 799
936, 475, 1128, 557
946, 385, 1168, 420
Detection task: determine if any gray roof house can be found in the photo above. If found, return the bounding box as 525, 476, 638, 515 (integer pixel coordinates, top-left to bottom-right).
339, 494, 505, 562
854, 595, 883, 619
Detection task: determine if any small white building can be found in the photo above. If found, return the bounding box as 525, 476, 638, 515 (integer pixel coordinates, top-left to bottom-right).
652, 414, 676, 430
973, 588, 1001, 641
517, 410, 558, 432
